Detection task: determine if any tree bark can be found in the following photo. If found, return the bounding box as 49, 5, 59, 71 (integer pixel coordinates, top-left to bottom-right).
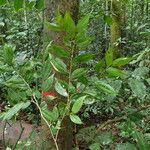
110, 0, 122, 58
43, 0, 79, 150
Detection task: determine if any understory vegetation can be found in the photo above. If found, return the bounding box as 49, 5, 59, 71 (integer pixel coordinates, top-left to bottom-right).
0, 0, 150, 150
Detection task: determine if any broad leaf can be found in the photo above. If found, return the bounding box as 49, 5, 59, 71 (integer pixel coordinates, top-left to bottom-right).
51, 45, 70, 58
3, 102, 30, 120
70, 114, 82, 124
55, 81, 68, 97
74, 53, 95, 62
71, 68, 87, 79
45, 21, 61, 32
95, 80, 116, 95
113, 57, 131, 67
41, 74, 54, 91
64, 12, 75, 33
51, 58, 68, 73
72, 96, 86, 114
106, 67, 126, 77
77, 15, 90, 31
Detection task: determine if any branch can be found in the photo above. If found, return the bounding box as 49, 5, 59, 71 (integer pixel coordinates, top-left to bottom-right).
96, 104, 150, 133
13, 121, 24, 150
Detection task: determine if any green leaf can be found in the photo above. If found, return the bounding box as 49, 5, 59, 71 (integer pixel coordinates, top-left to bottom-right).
35, 0, 44, 10
45, 21, 61, 32
71, 68, 87, 79
52, 106, 59, 121
113, 57, 132, 67
105, 48, 113, 66
128, 79, 146, 99
89, 143, 101, 150
51, 58, 68, 73
0, 0, 7, 6
132, 67, 149, 79
74, 53, 95, 63
51, 45, 70, 58
115, 143, 137, 150
64, 12, 75, 33
3, 44, 14, 65
41, 74, 54, 91
70, 114, 82, 124
42, 109, 53, 121
3, 102, 30, 120
95, 81, 116, 95
72, 96, 86, 114
14, 0, 24, 11
55, 81, 68, 97
106, 67, 126, 77
77, 15, 90, 31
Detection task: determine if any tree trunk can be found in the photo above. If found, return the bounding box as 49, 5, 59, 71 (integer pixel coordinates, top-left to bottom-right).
110, 0, 122, 58
43, 0, 79, 150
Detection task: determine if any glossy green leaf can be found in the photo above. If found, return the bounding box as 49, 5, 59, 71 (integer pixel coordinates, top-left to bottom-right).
55, 81, 68, 97
77, 14, 90, 31
42, 109, 53, 121
74, 53, 95, 62
52, 106, 59, 121
71, 68, 87, 79
41, 74, 54, 91
105, 48, 113, 66
64, 12, 75, 33
3, 101, 30, 120
14, 0, 24, 11
45, 21, 61, 32
106, 67, 126, 77
51, 58, 68, 73
113, 57, 131, 67
51, 45, 70, 58
70, 114, 82, 124
72, 96, 86, 114
95, 81, 116, 95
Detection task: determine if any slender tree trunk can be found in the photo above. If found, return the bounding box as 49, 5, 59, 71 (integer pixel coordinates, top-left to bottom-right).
43, 1, 79, 150
110, 0, 122, 58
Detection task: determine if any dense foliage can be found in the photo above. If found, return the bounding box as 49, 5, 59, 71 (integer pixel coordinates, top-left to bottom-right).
0, 0, 150, 150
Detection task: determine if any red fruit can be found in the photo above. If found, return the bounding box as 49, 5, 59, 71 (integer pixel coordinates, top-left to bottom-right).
42, 91, 56, 97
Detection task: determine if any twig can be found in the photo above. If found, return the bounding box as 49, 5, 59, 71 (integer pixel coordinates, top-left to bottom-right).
96, 104, 150, 133
12, 121, 24, 150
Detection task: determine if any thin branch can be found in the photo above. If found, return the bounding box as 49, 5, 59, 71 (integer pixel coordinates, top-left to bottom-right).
96, 104, 150, 133
13, 120, 24, 150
